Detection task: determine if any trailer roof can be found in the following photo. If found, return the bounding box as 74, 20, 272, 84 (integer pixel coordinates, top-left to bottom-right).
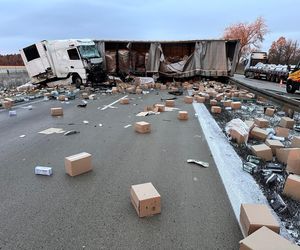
94, 39, 239, 44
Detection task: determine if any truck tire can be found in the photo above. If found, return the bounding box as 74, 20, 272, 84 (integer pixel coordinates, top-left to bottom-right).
286, 80, 297, 94
72, 75, 82, 88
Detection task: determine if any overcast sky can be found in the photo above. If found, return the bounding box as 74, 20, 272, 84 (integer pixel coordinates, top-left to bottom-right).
0, 0, 299, 54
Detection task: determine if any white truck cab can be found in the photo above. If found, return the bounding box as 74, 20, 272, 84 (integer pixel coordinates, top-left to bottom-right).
20, 39, 104, 86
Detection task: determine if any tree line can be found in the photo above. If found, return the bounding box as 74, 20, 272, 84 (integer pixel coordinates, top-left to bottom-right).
0, 54, 24, 66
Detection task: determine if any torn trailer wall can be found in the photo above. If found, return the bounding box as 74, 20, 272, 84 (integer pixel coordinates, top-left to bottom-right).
94, 39, 240, 79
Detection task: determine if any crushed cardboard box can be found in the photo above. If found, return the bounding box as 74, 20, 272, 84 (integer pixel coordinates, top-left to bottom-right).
65, 152, 92, 177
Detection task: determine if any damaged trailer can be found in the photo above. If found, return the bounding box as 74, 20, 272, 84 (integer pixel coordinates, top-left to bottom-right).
95, 39, 240, 80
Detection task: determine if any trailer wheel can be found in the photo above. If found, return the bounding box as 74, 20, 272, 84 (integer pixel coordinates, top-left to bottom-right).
72, 75, 82, 88
286, 79, 297, 94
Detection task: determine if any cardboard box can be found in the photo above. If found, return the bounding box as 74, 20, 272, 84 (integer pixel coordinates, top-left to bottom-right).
240, 204, 280, 236
165, 100, 175, 107
196, 96, 205, 103
136, 88, 143, 94
155, 104, 165, 112
112, 87, 118, 94
82, 93, 89, 99
251, 144, 273, 161
283, 174, 300, 201
265, 139, 284, 155
211, 106, 221, 114
239, 226, 298, 250
291, 136, 300, 148
279, 117, 295, 129
50, 107, 63, 116
265, 107, 275, 116
210, 99, 218, 106
155, 83, 161, 89
275, 127, 289, 138
2, 100, 12, 109
216, 93, 224, 101
184, 96, 193, 104
44, 93, 51, 97
58, 95, 65, 101
276, 148, 299, 164
250, 127, 268, 141
231, 101, 241, 109
287, 149, 300, 174
254, 118, 269, 128
130, 182, 161, 217
120, 98, 129, 104
65, 152, 92, 177
224, 100, 232, 107
134, 121, 151, 134
244, 120, 255, 131
178, 111, 188, 120
160, 84, 167, 90
230, 129, 248, 144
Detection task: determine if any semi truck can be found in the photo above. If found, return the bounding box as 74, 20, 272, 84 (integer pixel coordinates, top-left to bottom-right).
21, 39, 240, 86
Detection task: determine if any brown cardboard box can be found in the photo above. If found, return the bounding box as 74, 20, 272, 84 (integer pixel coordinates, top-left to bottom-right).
82, 93, 89, 99
155, 83, 161, 89
239, 226, 298, 250
130, 182, 161, 217
240, 204, 280, 236
134, 121, 151, 134
44, 93, 51, 97
287, 149, 300, 174
65, 152, 92, 177
291, 136, 300, 148
211, 106, 221, 114
231, 101, 241, 109
165, 100, 175, 107
120, 98, 129, 104
160, 84, 167, 90
283, 174, 300, 201
254, 118, 269, 128
250, 127, 268, 141
178, 111, 188, 120
265, 139, 284, 155
112, 87, 118, 94
265, 108, 275, 116
184, 96, 193, 104
224, 100, 232, 107
244, 120, 255, 131
216, 93, 224, 101
276, 148, 299, 164
196, 96, 205, 103
155, 104, 165, 112
50, 107, 63, 116
230, 129, 248, 144
210, 99, 218, 105
58, 95, 65, 101
279, 117, 295, 129
136, 88, 143, 94
2, 100, 12, 109
251, 144, 273, 161
275, 127, 289, 138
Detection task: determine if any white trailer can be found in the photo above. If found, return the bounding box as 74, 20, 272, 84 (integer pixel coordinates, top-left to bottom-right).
20, 39, 104, 86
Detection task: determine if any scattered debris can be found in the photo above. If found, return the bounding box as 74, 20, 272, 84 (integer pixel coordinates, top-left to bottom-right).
187, 159, 209, 168
124, 124, 132, 128
64, 130, 80, 136
19, 134, 26, 138
83, 120, 89, 124
8, 110, 17, 116
242, 162, 257, 175
34, 166, 53, 176
39, 128, 65, 135
99, 123, 103, 127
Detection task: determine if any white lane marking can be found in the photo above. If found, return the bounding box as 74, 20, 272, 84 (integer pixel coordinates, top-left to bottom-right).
100, 95, 128, 110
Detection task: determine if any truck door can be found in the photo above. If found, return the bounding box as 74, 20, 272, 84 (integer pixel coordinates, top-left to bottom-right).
66, 48, 86, 78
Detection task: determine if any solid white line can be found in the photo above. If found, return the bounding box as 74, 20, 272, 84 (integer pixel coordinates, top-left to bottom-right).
100, 95, 128, 110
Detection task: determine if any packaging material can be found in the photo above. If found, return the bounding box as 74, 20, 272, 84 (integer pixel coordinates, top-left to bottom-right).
254, 118, 269, 128
225, 118, 249, 144
130, 182, 161, 217
58, 95, 65, 101
211, 106, 221, 114
196, 96, 205, 103
283, 174, 300, 201
134, 121, 151, 134
2, 100, 12, 109
112, 87, 118, 94
210, 99, 218, 106
50, 107, 63, 116
216, 93, 224, 101
82, 93, 89, 99
134, 77, 155, 86
276, 148, 299, 164
286, 149, 300, 174
265, 108, 275, 116
244, 120, 255, 131
65, 152, 92, 177
224, 100, 232, 107
89, 94, 96, 100
275, 127, 289, 138
118, 49, 130, 73
239, 226, 298, 250
105, 51, 116, 73
136, 88, 143, 94
240, 204, 280, 236
9, 110, 17, 116
120, 98, 129, 104
265, 139, 284, 155
231, 101, 241, 109
251, 144, 273, 161
250, 127, 268, 141
184, 96, 193, 104
291, 136, 300, 148
178, 111, 188, 120
34, 166, 53, 176
160, 84, 167, 90
279, 117, 295, 129
155, 104, 165, 112
165, 100, 175, 107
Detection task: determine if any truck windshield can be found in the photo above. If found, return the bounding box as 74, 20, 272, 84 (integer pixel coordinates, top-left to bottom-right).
78, 45, 100, 59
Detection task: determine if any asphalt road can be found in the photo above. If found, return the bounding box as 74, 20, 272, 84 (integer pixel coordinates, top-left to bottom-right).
0, 91, 242, 249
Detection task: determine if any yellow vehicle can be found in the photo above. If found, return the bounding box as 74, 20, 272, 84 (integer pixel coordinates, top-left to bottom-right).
286, 61, 300, 93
